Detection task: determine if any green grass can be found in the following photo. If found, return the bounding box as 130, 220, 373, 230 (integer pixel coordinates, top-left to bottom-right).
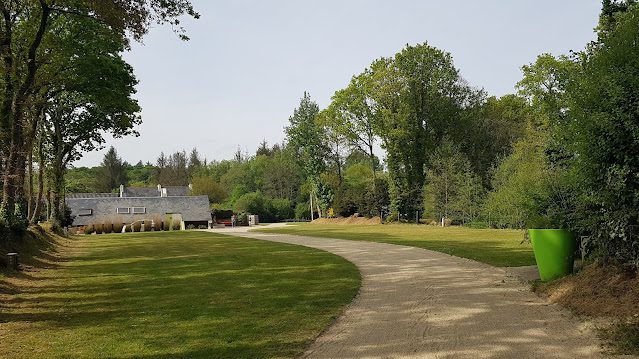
256, 223, 534, 267
0, 231, 360, 358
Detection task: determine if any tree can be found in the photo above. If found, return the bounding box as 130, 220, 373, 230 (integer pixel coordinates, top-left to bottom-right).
285, 92, 331, 217
483, 127, 553, 229
0, 0, 198, 231
262, 145, 302, 202
155, 150, 190, 186
28, 13, 140, 226
558, 2, 639, 267
255, 140, 272, 157
188, 147, 203, 177
425, 141, 483, 224
191, 176, 227, 204
96, 147, 128, 193
318, 109, 348, 184
365, 43, 477, 217
326, 74, 378, 176
461, 95, 532, 185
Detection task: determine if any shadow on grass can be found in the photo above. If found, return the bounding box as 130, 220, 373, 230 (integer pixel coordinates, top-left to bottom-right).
0, 231, 360, 359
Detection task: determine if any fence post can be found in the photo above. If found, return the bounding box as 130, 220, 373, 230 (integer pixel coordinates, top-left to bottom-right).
7, 253, 19, 270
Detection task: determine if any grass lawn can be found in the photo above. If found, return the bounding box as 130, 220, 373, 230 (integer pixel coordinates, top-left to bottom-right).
256, 223, 533, 267
0, 231, 360, 359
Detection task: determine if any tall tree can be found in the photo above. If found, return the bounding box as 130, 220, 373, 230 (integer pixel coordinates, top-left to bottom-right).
366, 43, 476, 217
326, 73, 378, 176
285, 92, 331, 217
96, 147, 128, 193
0, 0, 197, 230
559, 1, 639, 267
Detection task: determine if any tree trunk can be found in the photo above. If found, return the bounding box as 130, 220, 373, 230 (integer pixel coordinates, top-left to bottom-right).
30, 139, 45, 224
369, 143, 376, 179
27, 149, 33, 219
49, 154, 65, 227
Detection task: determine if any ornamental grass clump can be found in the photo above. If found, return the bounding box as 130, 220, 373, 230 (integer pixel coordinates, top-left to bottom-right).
113, 222, 124, 233
172, 219, 181, 231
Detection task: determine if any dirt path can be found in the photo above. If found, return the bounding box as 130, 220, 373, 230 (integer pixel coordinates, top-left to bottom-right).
213, 225, 608, 359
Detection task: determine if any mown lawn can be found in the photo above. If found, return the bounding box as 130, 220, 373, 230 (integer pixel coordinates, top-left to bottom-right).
256, 223, 533, 267
0, 231, 360, 359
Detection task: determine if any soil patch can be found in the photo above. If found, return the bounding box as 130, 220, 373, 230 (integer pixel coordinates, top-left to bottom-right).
535, 263, 639, 355
535, 263, 639, 318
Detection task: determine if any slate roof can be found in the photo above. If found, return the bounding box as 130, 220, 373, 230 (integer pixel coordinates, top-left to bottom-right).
66, 195, 211, 226
164, 186, 190, 196
66, 193, 119, 199
123, 187, 161, 197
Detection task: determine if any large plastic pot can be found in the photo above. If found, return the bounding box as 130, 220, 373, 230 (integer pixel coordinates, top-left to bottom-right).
528, 229, 576, 282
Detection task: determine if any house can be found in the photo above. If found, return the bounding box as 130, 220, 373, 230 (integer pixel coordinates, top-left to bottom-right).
66, 184, 212, 229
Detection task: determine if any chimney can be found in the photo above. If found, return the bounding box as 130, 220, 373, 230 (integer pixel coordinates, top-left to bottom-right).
119, 184, 125, 198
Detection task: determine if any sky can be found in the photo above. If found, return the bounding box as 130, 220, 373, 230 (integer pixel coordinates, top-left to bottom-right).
76, 0, 602, 167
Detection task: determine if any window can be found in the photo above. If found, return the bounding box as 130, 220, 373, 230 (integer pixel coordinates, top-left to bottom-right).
116, 207, 130, 214
132, 207, 146, 214
78, 209, 93, 216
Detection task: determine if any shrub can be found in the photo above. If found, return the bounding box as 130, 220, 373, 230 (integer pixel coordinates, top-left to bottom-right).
295, 202, 310, 220
234, 191, 274, 222
236, 212, 249, 226
172, 218, 181, 230
94, 223, 103, 234
85, 224, 95, 234
187, 224, 195, 230
103, 222, 113, 234
163, 215, 172, 231
124, 223, 133, 233
271, 198, 293, 221
113, 222, 124, 233
152, 215, 164, 231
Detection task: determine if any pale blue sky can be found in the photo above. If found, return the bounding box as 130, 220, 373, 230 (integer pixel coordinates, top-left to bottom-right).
77, 0, 602, 167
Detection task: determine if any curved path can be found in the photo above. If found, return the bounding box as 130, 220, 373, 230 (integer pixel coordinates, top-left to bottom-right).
212, 225, 607, 359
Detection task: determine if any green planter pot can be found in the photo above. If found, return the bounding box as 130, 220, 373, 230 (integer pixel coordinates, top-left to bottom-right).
528, 229, 576, 282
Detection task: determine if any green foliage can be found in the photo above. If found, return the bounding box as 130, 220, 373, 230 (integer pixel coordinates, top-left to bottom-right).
424, 141, 484, 224
556, 2, 639, 267
483, 128, 551, 229
95, 147, 128, 192
65, 167, 99, 193
233, 192, 295, 222
0, 205, 8, 230
463, 95, 532, 184
236, 212, 249, 226
10, 204, 28, 233
271, 198, 294, 220
285, 93, 331, 214
295, 202, 311, 220
191, 176, 227, 204
157, 151, 189, 186
234, 192, 270, 218
359, 43, 480, 215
